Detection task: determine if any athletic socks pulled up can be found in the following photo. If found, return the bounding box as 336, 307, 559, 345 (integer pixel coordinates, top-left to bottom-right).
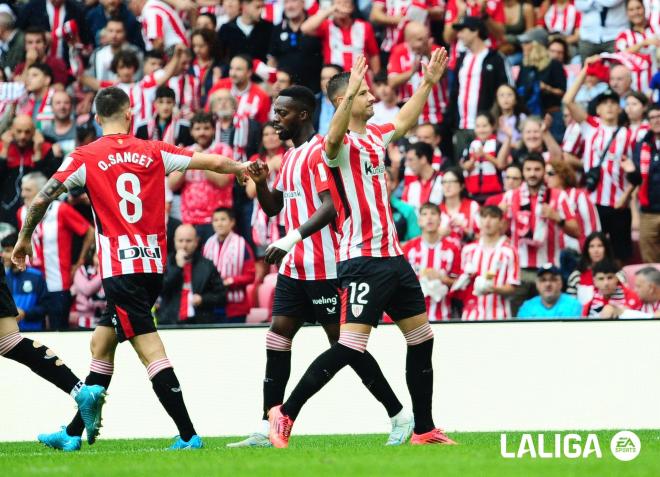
350, 351, 403, 418
404, 323, 435, 434
0, 332, 82, 395
148, 358, 197, 442
263, 331, 292, 420
67, 359, 114, 437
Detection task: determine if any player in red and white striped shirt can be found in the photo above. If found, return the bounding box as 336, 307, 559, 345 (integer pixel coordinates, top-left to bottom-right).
457, 205, 519, 321
17, 172, 94, 329
269, 53, 456, 448
387, 22, 447, 125
544, 0, 581, 38
130, 0, 190, 52
402, 203, 460, 321
231, 85, 409, 448
301, 0, 381, 73
13, 87, 249, 450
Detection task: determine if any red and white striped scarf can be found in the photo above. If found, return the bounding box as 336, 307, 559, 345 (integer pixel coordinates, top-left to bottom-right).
178, 262, 194, 320
203, 232, 246, 304
511, 183, 548, 246
146, 114, 180, 144
216, 114, 250, 162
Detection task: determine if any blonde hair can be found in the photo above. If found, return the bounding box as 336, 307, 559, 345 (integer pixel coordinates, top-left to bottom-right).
523, 41, 551, 71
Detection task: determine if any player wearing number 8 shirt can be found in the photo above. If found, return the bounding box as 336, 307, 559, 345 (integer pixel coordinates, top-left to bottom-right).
267, 54, 457, 448
11, 87, 249, 451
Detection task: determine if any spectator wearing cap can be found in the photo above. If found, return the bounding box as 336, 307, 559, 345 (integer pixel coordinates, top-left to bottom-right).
218, 0, 273, 63
17, 0, 89, 66
563, 55, 637, 263
447, 16, 512, 160
85, 0, 144, 49
14, 27, 69, 85
629, 103, 660, 263
517, 264, 583, 319
575, 0, 627, 58
268, 0, 323, 92
516, 27, 567, 141
0, 5, 24, 75
632, 267, 660, 318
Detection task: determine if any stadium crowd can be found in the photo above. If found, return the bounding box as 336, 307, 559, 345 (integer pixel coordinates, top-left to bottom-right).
0, 0, 659, 330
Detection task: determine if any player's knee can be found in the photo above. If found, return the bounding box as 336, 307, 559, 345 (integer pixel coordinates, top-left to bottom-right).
0, 329, 22, 356
0, 317, 19, 338
403, 322, 434, 347
90, 334, 117, 362
337, 330, 370, 353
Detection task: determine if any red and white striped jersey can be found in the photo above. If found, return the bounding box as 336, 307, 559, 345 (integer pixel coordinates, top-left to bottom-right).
640, 300, 660, 315
46, 1, 66, 60
502, 185, 576, 269
402, 236, 461, 321
615, 27, 656, 56
583, 284, 642, 317
261, 0, 319, 24
460, 236, 520, 321
647, 0, 660, 31
275, 135, 338, 280
403, 147, 445, 185
141, 0, 190, 51
387, 43, 446, 124
562, 187, 601, 250
316, 19, 380, 71
323, 123, 403, 261
52, 135, 194, 279
168, 73, 200, 117
101, 71, 164, 130
629, 121, 651, 144
439, 198, 481, 248
17, 201, 90, 292
456, 48, 490, 130
401, 171, 444, 210
601, 52, 654, 93
580, 115, 633, 207
445, 0, 504, 68
544, 3, 581, 36
464, 136, 502, 196
562, 120, 584, 157
374, 0, 438, 52
18, 88, 55, 130
207, 78, 271, 124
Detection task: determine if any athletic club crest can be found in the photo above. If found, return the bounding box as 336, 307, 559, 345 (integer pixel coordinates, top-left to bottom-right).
352, 304, 363, 317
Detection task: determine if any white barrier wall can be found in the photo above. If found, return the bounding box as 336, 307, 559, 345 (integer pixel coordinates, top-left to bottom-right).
1, 321, 659, 441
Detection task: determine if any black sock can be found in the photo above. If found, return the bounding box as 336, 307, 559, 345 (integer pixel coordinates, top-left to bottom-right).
4, 338, 80, 394
349, 351, 402, 418
263, 350, 291, 420
406, 339, 435, 434
151, 367, 197, 441
282, 343, 361, 421
66, 371, 113, 437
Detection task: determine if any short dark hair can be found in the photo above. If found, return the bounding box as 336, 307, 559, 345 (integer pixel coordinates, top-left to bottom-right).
419, 202, 440, 215
213, 207, 235, 220
506, 163, 523, 173
373, 70, 388, 85
197, 12, 217, 28
327, 71, 351, 103
548, 36, 569, 64
27, 62, 53, 82
479, 205, 503, 219
231, 53, 253, 70
95, 87, 130, 119
592, 258, 620, 276
476, 111, 496, 127
522, 152, 546, 167
648, 103, 660, 115
191, 28, 219, 59
155, 86, 176, 101
111, 50, 140, 73
408, 142, 434, 165
190, 111, 215, 127
24, 26, 47, 40
0, 233, 17, 248
144, 50, 164, 62
106, 16, 125, 28
279, 85, 316, 115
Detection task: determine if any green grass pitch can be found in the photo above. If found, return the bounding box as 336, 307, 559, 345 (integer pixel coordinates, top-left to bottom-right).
1, 431, 658, 477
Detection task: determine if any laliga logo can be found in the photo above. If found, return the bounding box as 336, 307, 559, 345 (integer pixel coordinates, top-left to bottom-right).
501, 431, 641, 460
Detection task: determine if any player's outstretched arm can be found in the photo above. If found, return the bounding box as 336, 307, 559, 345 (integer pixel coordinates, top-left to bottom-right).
247, 160, 284, 217
12, 178, 67, 271
392, 47, 449, 142
188, 152, 249, 183
264, 190, 337, 265
325, 56, 368, 161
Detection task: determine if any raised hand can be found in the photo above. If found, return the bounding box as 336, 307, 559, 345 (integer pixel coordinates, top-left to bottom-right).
246, 160, 269, 184
11, 237, 33, 272
346, 55, 368, 97
235, 162, 251, 185
422, 47, 449, 86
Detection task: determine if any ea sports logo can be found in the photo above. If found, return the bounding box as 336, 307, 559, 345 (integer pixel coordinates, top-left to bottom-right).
610, 431, 640, 461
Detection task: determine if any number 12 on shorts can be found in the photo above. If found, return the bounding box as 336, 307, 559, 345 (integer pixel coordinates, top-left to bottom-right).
348, 282, 369, 305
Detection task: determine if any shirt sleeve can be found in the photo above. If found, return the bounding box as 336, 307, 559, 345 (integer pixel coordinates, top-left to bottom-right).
505, 246, 521, 286
321, 135, 350, 168
52, 151, 86, 190
387, 47, 404, 75
157, 141, 194, 174
372, 123, 397, 148
144, 8, 164, 41
557, 190, 576, 221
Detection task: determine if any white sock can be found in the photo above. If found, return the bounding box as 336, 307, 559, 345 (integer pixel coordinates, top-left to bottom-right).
70, 381, 84, 399
258, 419, 270, 436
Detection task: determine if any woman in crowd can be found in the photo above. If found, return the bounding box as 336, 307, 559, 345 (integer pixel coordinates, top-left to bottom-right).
566, 232, 626, 305
615, 0, 658, 58
439, 167, 481, 247
190, 28, 224, 108
491, 84, 528, 149
246, 122, 286, 282
501, 0, 536, 65
543, 0, 581, 47
625, 91, 650, 144
509, 115, 563, 164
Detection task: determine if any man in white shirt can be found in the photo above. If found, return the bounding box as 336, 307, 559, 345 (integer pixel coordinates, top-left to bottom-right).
575, 0, 627, 58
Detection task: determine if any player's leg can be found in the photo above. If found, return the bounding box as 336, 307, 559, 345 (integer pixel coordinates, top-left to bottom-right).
227, 313, 303, 448
38, 325, 118, 450
130, 331, 200, 449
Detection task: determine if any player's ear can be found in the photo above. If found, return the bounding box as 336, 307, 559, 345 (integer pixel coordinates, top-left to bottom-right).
94, 114, 101, 126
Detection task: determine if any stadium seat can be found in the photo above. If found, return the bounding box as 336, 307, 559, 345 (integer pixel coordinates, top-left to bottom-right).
258, 273, 278, 311
246, 307, 270, 324
246, 283, 258, 310
622, 263, 660, 286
